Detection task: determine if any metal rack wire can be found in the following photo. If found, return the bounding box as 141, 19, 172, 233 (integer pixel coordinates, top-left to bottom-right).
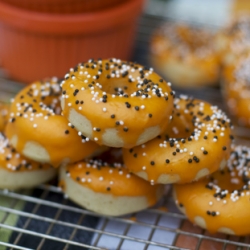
1, 5, 250, 250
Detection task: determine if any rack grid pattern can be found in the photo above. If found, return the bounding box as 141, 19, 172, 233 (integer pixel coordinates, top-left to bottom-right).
1, 185, 250, 250
0, 11, 250, 250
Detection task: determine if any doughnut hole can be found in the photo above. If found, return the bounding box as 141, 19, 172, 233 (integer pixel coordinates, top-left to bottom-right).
98, 74, 139, 96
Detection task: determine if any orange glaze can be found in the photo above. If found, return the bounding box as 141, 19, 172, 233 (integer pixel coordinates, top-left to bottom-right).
222, 52, 250, 127
63, 159, 163, 206
215, 15, 250, 66
60, 58, 174, 148
123, 96, 233, 184
173, 145, 250, 236
0, 133, 53, 172
5, 78, 101, 167
0, 103, 9, 131
150, 23, 220, 87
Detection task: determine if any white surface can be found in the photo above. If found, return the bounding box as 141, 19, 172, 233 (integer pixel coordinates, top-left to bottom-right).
146, 0, 233, 29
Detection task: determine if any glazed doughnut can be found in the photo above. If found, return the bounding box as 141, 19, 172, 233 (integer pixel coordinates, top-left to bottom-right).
5, 78, 102, 167
215, 15, 250, 66
123, 96, 233, 184
173, 145, 250, 236
0, 133, 56, 190
60, 58, 174, 148
222, 51, 250, 127
150, 23, 220, 88
0, 103, 9, 131
59, 159, 164, 216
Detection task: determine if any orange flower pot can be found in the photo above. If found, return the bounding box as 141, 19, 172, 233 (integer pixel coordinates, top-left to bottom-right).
0, 0, 144, 83
0, 0, 127, 13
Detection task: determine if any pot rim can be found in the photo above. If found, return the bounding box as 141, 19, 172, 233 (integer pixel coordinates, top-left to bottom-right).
0, 0, 145, 35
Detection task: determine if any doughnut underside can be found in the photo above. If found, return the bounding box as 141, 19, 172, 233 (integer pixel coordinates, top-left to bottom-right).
10, 135, 71, 166
60, 165, 164, 216
68, 108, 161, 148
0, 167, 57, 190
173, 188, 236, 235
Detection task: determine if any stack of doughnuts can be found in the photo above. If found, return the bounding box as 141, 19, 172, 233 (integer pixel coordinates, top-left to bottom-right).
2, 57, 250, 235
59, 59, 174, 215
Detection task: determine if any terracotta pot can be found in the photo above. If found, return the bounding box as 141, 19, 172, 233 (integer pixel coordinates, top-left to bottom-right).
0, 0, 144, 83
0, 0, 127, 13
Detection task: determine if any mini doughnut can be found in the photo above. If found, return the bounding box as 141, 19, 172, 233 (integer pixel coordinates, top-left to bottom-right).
150, 23, 220, 88
222, 51, 250, 127
173, 145, 250, 236
0, 133, 56, 190
0, 103, 9, 131
215, 15, 250, 66
5, 78, 102, 167
60, 58, 174, 148
59, 159, 164, 216
123, 96, 233, 184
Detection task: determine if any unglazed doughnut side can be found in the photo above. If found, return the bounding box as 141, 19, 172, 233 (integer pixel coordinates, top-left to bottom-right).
123, 96, 233, 184
5, 78, 102, 167
173, 145, 250, 236
60, 58, 174, 148
59, 159, 165, 216
0, 133, 57, 190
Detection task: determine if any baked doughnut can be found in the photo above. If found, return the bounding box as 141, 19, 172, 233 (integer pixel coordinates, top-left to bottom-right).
123, 96, 233, 184
222, 51, 250, 127
215, 15, 250, 66
0, 103, 9, 131
0, 133, 56, 190
150, 23, 220, 88
173, 145, 250, 236
60, 58, 174, 148
59, 159, 164, 216
5, 78, 102, 167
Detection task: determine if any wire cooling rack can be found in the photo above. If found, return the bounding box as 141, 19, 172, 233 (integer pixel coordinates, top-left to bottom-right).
1, 4, 250, 250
